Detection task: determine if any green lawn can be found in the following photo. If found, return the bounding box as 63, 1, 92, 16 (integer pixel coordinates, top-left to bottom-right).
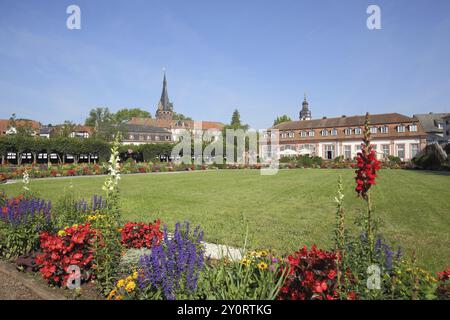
1, 169, 449, 272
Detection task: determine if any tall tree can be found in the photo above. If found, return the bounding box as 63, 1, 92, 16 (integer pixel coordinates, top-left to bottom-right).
114, 108, 151, 123
273, 114, 292, 126
85, 107, 116, 141
227, 109, 249, 130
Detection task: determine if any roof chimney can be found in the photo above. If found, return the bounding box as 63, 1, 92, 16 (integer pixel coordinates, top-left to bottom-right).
322, 116, 327, 119
341, 115, 346, 118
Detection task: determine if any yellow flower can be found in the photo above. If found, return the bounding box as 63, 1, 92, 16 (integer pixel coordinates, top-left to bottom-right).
117, 279, 125, 288
57, 230, 66, 236
126, 276, 133, 283
132, 271, 138, 280
125, 281, 136, 293
257, 262, 268, 270
115, 295, 123, 300
259, 250, 269, 257
240, 258, 251, 267
107, 289, 117, 300
72, 224, 78, 229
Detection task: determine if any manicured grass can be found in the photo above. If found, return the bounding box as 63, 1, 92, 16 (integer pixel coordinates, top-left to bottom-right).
1, 169, 449, 272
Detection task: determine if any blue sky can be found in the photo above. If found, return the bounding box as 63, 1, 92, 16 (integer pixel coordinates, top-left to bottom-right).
0, 0, 449, 128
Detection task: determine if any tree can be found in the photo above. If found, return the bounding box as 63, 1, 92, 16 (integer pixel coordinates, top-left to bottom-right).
85, 107, 113, 128
85, 107, 116, 141
7, 113, 35, 136
114, 108, 151, 123
273, 114, 292, 126
172, 112, 192, 121
58, 121, 76, 137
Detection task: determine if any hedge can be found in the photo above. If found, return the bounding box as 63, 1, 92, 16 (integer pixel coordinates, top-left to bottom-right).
0, 136, 175, 165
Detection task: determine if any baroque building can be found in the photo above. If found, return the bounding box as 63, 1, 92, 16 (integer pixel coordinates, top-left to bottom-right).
262, 99, 427, 161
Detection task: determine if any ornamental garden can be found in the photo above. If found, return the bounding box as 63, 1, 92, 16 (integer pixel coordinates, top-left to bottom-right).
0, 115, 449, 300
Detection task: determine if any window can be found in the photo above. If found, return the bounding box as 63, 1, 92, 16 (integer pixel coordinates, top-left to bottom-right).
155, 136, 160, 141
331, 128, 337, 136
397, 125, 406, 133
354, 128, 362, 135
411, 144, 419, 158
321, 129, 329, 136
370, 127, 378, 134
280, 132, 286, 138
165, 135, 170, 141
437, 123, 443, 129
382, 144, 390, 158
409, 124, 417, 132
308, 130, 315, 137
7, 152, 16, 160
380, 126, 389, 134
299, 144, 315, 156
288, 131, 294, 138
397, 144, 405, 160
324, 144, 335, 160
344, 145, 352, 160
344, 128, 352, 135
129, 134, 134, 140
300, 131, 307, 137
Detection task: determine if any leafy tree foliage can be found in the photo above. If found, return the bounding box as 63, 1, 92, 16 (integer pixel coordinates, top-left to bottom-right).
172, 112, 192, 121
273, 114, 292, 126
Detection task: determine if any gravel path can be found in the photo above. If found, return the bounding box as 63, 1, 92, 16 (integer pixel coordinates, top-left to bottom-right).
0, 269, 42, 300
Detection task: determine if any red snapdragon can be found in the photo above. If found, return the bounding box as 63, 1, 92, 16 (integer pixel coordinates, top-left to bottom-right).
355, 113, 381, 199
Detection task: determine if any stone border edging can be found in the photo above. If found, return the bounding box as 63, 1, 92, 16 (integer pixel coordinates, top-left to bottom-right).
0, 260, 66, 300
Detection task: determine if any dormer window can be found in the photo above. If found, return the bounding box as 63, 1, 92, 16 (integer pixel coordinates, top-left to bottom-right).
370, 127, 378, 134
409, 124, 417, 132
397, 125, 406, 133
308, 130, 315, 137
288, 131, 294, 138
380, 126, 388, 133
280, 132, 286, 138
344, 128, 352, 135
321, 129, 329, 136
331, 128, 337, 136
354, 128, 362, 135
300, 131, 307, 137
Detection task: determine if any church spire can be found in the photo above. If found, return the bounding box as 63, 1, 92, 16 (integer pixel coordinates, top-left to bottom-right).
299, 93, 311, 121
155, 71, 174, 120
159, 72, 170, 111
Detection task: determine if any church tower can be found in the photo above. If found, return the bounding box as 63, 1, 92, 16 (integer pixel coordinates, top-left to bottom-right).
155, 72, 174, 120
299, 94, 311, 121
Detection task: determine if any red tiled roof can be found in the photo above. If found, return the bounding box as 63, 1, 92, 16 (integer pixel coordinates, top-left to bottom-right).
272, 113, 418, 130
128, 117, 224, 130
0, 119, 41, 135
